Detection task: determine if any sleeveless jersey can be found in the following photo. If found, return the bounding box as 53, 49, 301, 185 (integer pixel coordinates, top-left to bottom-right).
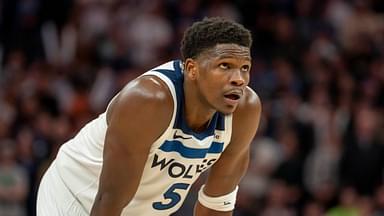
54, 60, 233, 215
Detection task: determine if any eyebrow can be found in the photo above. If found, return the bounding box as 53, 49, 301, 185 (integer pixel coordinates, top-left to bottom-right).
216, 55, 252, 61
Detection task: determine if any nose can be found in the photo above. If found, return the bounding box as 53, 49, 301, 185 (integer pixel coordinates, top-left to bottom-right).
230, 70, 246, 86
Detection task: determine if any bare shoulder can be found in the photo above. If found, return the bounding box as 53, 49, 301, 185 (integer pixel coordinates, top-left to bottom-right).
106, 75, 174, 137
107, 75, 173, 122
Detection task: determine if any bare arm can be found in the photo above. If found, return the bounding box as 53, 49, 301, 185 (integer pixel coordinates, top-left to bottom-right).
194, 87, 262, 216
90, 76, 173, 216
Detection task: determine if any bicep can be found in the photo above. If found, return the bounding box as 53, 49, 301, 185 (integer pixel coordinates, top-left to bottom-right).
97, 113, 155, 207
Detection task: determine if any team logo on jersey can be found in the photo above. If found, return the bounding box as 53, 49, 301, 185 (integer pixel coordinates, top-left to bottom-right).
214, 134, 220, 140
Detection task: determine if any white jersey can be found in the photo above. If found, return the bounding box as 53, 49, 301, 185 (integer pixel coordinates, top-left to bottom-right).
50, 60, 233, 215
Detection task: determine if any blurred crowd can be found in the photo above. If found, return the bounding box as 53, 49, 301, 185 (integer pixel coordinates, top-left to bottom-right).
0, 0, 384, 215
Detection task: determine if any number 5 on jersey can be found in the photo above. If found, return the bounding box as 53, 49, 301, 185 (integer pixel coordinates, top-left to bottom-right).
152, 183, 190, 210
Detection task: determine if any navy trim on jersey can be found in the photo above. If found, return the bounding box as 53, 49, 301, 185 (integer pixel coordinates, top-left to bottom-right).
154, 60, 226, 140
159, 140, 224, 159
215, 113, 225, 131
153, 60, 184, 134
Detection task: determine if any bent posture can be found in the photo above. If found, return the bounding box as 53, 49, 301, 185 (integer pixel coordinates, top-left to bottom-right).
37, 17, 261, 216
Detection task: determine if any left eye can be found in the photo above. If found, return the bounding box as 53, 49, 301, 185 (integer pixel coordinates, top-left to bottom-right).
241, 66, 250, 72
219, 63, 229, 70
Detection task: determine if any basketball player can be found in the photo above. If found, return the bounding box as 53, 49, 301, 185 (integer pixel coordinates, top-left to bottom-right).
37, 17, 261, 216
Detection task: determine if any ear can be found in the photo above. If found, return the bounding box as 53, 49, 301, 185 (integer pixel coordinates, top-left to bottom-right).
184, 58, 198, 80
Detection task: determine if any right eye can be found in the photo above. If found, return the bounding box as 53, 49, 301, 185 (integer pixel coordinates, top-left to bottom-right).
219, 63, 230, 70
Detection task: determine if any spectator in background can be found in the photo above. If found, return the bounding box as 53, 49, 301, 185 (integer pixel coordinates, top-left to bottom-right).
271, 127, 304, 211
237, 125, 282, 215
128, 0, 173, 67
340, 105, 384, 196
302, 200, 325, 216
15, 127, 39, 216
374, 184, 384, 215
0, 139, 29, 216
326, 186, 360, 216
260, 180, 296, 216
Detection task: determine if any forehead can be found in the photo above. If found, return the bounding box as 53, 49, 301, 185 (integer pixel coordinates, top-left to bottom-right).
199, 43, 251, 61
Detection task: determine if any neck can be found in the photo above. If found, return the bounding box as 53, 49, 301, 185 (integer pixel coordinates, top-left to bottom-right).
183, 81, 215, 132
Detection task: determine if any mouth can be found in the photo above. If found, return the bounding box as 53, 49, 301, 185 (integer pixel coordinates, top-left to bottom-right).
224, 93, 241, 100
223, 90, 243, 105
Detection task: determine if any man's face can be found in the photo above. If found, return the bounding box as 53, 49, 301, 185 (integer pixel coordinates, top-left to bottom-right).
189, 43, 251, 114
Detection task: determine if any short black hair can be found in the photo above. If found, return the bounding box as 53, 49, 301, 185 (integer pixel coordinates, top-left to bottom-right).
180, 17, 252, 60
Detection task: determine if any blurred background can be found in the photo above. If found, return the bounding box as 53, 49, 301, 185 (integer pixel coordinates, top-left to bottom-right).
0, 0, 384, 215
